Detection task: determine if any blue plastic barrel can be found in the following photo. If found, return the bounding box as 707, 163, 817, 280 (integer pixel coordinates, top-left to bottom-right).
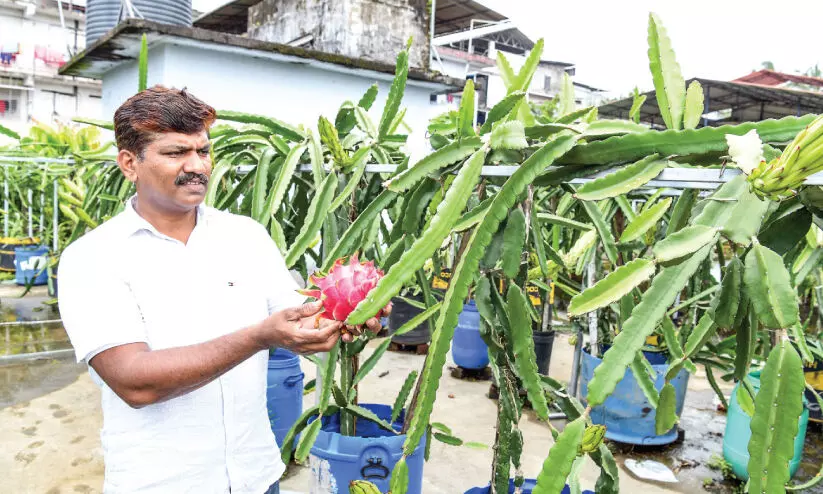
452, 301, 489, 369
309, 404, 426, 494
464, 479, 593, 493
579, 350, 690, 445
723, 370, 808, 481
266, 348, 304, 448
14, 246, 49, 286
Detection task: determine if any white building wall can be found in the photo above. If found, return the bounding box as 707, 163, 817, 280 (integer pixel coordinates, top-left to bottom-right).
100, 44, 444, 161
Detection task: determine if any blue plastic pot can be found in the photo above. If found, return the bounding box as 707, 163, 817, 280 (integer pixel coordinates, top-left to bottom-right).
464, 479, 593, 493
579, 349, 689, 445
452, 301, 489, 369
14, 246, 49, 286
309, 404, 426, 494
266, 348, 304, 448
723, 370, 808, 481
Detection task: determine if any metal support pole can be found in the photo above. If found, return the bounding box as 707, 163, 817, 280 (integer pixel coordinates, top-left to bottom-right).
428, 0, 436, 70
702, 86, 711, 128
587, 260, 598, 357
568, 320, 584, 399
3, 166, 7, 238
52, 179, 58, 252
39, 186, 45, 246
27, 189, 33, 238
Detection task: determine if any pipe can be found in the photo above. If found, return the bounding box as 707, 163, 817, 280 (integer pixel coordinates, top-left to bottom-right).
0, 348, 75, 364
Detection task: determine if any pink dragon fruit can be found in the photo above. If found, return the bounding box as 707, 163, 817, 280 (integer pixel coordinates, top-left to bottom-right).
300, 254, 387, 322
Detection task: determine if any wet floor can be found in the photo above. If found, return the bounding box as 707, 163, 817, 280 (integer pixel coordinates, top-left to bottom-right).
0, 286, 83, 408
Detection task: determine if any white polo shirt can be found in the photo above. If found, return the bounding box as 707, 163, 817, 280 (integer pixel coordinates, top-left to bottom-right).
58, 197, 305, 494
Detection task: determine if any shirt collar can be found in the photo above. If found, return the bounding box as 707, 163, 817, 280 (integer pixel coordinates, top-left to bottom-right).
121, 194, 208, 239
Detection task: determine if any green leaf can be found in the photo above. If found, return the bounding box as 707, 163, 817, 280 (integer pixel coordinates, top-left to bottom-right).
390, 456, 409, 494
464, 441, 489, 450
631, 352, 660, 409
575, 155, 667, 201
693, 175, 769, 246
789, 323, 814, 366
653, 225, 719, 263
507, 284, 550, 421
660, 315, 685, 360
295, 418, 322, 462
279, 405, 320, 464
251, 147, 276, 223
758, 202, 812, 256
629, 90, 647, 124
385, 137, 482, 192
648, 13, 685, 130
561, 115, 815, 166
568, 259, 655, 316
285, 171, 338, 267
737, 381, 755, 417
747, 341, 805, 493
346, 403, 397, 433
329, 147, 370, 212
733, 302, 757, 381
579, 198, 618, 265
614, 195, 636, 221
655, 383, 678, 435
491, 121, 528, 151
318, 115, 348, 168
307, 129, 325, 187
393, 302, 441, 336
319, 341, 340, 412
619, 197, 673, 243
323, 189, 398, 270
497, 51, 516, 87
683, 312, 717, 357
537, 213, 594, 231
511, 38, 544, 93
683, 80, 704, 130
347, 148, 487, 324
433, 432, 464, 446
402, 179, 439, 235
666, 189, 699, 235
204, 160, 233, 207
352, 337, 392, 386
217, 110, 306, 141
533, 416, 586, 494
265, 143, 307, 223
331, 384, 348, 408
586, 244, 712, 406
480, 91, 526, 134
501, 208, 527, 278
744, 242, 799, 329
0, 123, 20, 140
138, 33, 148, 92
558, 72, 576, 116
392, 371, 418, 423
402, 134, 579, 457
379, 49, 409, 139
591, 444, 621, 494
354, 107, 378, 139
712, 257, 743, 329
458, 79, 477, 138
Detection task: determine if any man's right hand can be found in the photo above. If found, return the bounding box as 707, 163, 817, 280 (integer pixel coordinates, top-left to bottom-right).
256, 301, 343, 355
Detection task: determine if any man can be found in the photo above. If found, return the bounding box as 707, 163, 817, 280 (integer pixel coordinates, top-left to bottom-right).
58, 86, 382, 493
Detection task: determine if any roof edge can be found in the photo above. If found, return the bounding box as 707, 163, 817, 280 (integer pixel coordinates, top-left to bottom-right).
59, 19, 464, 89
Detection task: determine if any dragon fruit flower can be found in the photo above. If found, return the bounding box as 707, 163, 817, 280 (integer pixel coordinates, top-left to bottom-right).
299, 254, 387, 323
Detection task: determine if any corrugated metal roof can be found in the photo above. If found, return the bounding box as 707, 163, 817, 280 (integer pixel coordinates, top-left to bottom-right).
598, 77, 823, 127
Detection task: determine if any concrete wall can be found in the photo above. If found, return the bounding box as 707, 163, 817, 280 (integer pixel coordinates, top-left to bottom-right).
247, 0, 430, 70
100, 43, 444, 161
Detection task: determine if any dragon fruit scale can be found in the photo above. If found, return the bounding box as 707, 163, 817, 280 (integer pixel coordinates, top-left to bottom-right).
299, 254, 387, 323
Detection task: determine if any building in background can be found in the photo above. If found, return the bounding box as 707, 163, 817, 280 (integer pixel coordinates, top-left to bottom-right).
429, 0, 606, 125
0, 0, 101, 139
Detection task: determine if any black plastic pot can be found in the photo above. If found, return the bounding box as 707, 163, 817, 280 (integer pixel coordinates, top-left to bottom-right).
389, 295, 430, 345
533, 331, 555, 375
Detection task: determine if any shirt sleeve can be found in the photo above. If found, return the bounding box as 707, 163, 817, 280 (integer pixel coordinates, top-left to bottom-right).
57, 242, 148, 364
252, 223, 307, 315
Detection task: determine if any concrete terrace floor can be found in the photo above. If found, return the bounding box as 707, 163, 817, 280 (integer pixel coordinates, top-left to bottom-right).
1, 286, 820, 494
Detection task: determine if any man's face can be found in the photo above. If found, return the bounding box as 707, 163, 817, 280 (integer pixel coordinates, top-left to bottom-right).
120, 131, 212, 213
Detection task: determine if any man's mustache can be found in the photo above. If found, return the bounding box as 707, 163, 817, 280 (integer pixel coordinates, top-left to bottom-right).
175, 173, 209, 186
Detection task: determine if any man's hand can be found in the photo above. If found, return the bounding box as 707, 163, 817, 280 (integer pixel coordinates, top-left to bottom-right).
340, 302, 392, 343
258, 301, 344, 354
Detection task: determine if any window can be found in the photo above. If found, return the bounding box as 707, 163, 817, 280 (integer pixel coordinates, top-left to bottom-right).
544, 75, 552, 92
0, 99, 18, 116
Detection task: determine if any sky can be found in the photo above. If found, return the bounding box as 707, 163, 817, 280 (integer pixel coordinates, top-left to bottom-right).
192, 0, 823, 98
